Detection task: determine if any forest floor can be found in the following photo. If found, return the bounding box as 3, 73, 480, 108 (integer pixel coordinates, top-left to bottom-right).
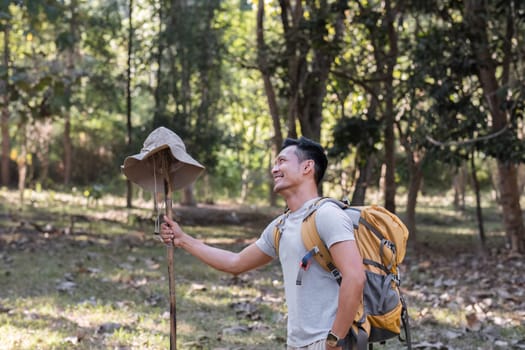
0, 189, 524, 349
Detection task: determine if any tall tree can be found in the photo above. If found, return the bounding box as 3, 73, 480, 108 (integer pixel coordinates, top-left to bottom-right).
329, 0, 403, 212
254, 0, 349, 200
407, 0, 525, 250
256, 0, 282, 206
1, 1, 63, 199
353, 0, 402, 212
126, 0, 133, 208
151, 0, 224, 205
464, 0, 525, 253
279, 0, 347, 142
0, 7, 10, 187
61, 0, 82, 186
400, 1, 483, 242
381, 0, 401, 213
152, 0, 166, 128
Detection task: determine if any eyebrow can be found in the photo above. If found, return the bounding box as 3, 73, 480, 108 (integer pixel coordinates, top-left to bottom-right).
274, 153, 288, 163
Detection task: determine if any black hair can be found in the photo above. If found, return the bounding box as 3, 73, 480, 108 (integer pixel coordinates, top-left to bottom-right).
281, 136, 328, 185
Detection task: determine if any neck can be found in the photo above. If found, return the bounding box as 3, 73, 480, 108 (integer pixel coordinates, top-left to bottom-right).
282, 186, 320, 212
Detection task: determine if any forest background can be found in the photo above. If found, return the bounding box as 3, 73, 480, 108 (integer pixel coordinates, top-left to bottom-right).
0, 0, 524, 349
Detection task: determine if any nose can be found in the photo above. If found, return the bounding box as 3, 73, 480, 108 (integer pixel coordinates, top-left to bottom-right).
271, 163, 279, 174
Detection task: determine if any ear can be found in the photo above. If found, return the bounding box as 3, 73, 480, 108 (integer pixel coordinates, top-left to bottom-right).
302, 160, 314, 174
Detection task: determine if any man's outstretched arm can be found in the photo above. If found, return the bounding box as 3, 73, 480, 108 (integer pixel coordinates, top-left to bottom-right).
161, 215, 273, 275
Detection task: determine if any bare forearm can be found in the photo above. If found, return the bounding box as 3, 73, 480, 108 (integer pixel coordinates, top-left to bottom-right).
177, 234, 242, 274
328, 241, 366, 339
161, 216, 272, 276
174, 232, 273, 276
331, 276, 365, 337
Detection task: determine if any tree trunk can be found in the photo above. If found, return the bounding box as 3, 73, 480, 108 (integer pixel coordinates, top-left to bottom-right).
383, 99, 396, 213
17, 124, 27, 205
182, 185, 196, 206
470, 152, 486, 251
296, 1, 345, 143
241, 166, 249, 203
126, 0, 134, 208
405, 154, 423, 240
350, 155, 374, 206
153, 0, 165, 127
518, 164, 525, 197
497, 162, 524, 253
397, 109, 425, 241
35, 120, 52, 186
63, 1, 79, 186
362, 0, 400, 213
464, 0, 525, 253
268, 148, 278, 206
1, 21, 10, 187
383, 0, 399, 213
257, 0, 282, 150
63, 113, 72, 185
257, 0, 282, 207
279, 0, 303, 140
453, 164, 467, 211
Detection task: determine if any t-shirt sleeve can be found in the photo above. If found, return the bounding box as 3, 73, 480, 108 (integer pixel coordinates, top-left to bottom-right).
315, 201, 355, 248
255, 216, 281, 259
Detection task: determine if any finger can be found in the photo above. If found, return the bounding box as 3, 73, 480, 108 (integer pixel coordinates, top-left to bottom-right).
163, 215, 173, 225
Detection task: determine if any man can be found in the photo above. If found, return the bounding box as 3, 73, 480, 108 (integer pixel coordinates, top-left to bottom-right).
160, 137, 365, 350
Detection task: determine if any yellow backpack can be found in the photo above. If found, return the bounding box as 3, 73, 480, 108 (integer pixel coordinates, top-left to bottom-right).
273, 198, 412, 350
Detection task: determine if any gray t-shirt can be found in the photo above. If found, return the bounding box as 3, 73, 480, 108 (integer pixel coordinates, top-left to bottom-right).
255, 198, 355, 347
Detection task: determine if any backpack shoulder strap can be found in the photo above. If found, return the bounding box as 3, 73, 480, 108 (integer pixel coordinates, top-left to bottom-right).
300, 198, 348, 283
273, 197, 339, 257
273, 209, 290, 256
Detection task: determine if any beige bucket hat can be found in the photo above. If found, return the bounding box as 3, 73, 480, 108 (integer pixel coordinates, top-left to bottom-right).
122, 127, 205, 192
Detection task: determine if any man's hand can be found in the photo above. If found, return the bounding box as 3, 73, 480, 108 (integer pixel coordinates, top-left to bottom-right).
160, 215, 183, 246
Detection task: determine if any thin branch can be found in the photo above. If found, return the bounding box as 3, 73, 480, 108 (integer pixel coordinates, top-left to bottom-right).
426, 125, 509, 147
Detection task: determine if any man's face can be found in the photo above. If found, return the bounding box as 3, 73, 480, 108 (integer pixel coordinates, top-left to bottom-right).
271, 146, 304, 194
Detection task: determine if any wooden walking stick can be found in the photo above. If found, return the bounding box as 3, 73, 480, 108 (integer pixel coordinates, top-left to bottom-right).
158, 151, 177, 350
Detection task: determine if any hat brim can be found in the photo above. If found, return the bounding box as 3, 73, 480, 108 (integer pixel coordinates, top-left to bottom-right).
122, 145, 204, 192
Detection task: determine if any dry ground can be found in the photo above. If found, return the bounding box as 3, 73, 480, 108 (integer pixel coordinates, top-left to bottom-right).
0, 190, 524, 349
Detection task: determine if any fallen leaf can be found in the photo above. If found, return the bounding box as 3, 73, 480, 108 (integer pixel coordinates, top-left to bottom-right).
413, 340, 448, 349
97, 322, 122, 334
222, 325, 250, 335
465, 312, 482, 331
56, 281, 76, 293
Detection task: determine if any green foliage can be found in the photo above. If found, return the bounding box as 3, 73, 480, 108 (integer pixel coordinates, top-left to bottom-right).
328, 114, 382, 169
407, 0, 525, 168
1, 0, 524, 209
149, 0, 226, 177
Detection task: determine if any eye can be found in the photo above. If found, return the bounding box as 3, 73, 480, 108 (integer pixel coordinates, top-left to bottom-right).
274, 157, 284, 165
